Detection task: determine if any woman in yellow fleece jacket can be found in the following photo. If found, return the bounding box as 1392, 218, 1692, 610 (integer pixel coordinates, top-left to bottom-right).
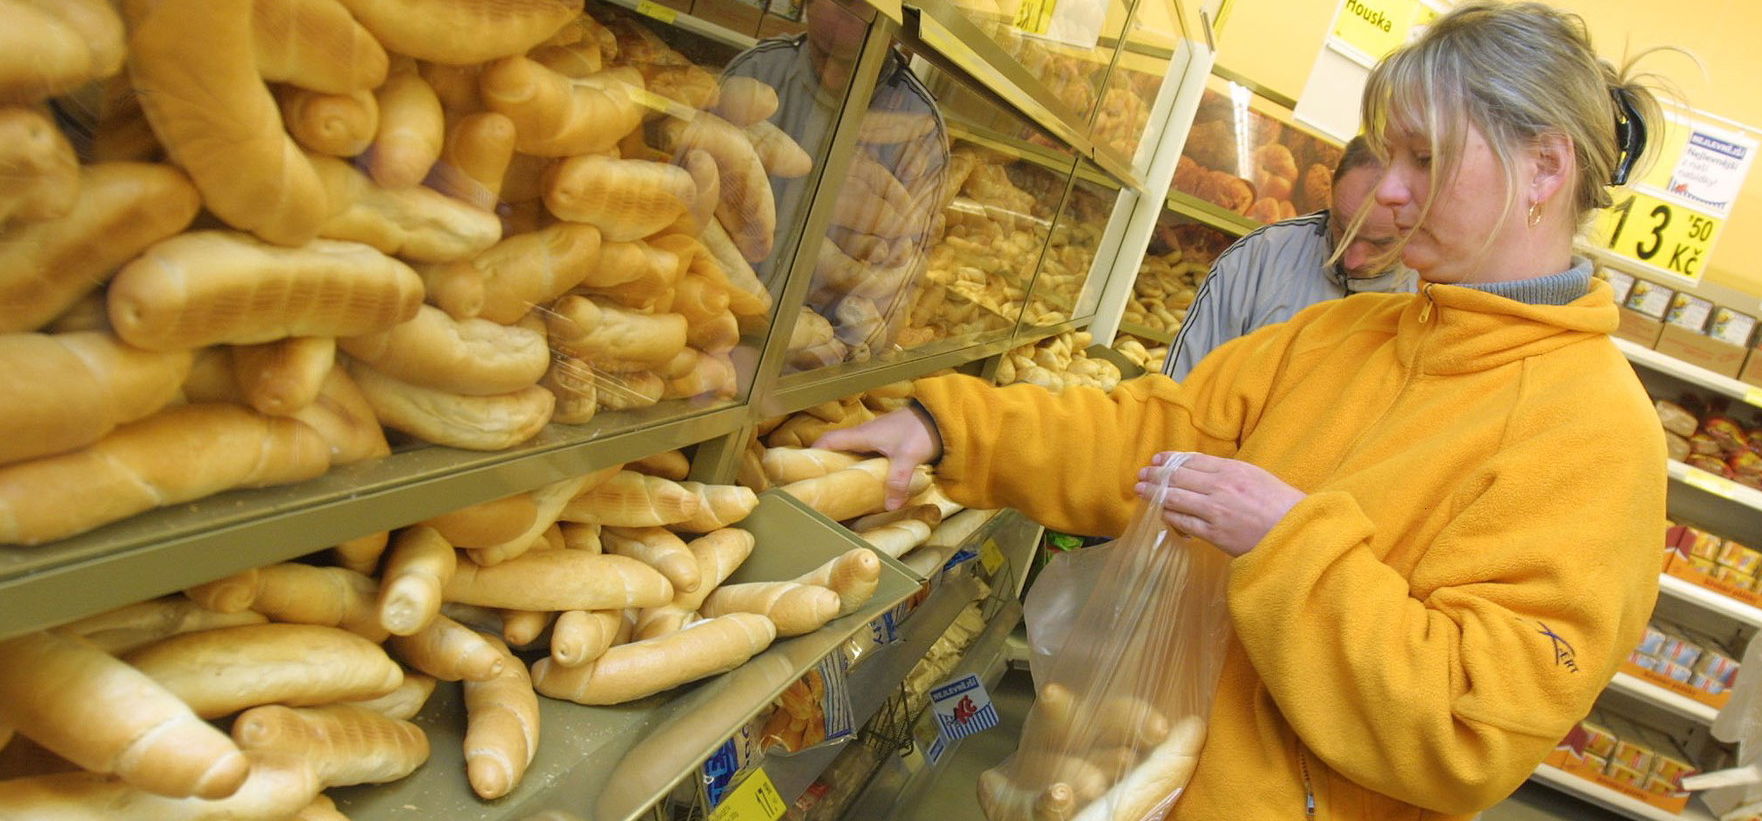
819, 3, 1670, 818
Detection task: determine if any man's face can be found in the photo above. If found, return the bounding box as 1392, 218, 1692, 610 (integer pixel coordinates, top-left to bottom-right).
1329, 165, 1401, 279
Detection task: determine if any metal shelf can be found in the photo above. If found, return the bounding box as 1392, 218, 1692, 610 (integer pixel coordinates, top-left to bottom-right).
1606, 672, 1721, 726
1616, 337, 1762, 411
333, 491, 921, 821
1531, 764, 1715, 821
599, 0, 758, 50
1118, 320, 1176, 344
1164, 188, 1261, 237
0, 403, 747, 643
1659, 573, 1762, 629
1668, 460, 1762, 513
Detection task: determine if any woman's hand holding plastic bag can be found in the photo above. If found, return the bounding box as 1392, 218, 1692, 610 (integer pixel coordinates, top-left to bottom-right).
1133, 452, 1306, 557
982, 453, 1233, 820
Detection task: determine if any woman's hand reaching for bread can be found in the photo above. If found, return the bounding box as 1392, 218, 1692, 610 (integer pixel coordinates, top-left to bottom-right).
1135, 453, 1305, 557
813, 407, 942, 510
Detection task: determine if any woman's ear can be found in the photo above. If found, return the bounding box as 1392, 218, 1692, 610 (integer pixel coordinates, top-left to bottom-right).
1529, 131, 1575, 204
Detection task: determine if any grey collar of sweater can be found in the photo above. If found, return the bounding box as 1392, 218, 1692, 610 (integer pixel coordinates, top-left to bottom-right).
1453, 256, 1594, 306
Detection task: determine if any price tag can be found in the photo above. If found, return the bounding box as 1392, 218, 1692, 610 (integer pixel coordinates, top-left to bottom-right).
708, 768, 786, 821
635, 0, 679, 23
1682, 467, 1738, 500
979, 538, 1005, 576
623, 85, 697, 121
1592, 189, 1724, 281
1012, 0, 1055, 35
1746, 387, 1762, 409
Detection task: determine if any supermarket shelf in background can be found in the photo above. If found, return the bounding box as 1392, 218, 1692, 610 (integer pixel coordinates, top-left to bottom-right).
1607, 672, 1720, 725
0, 404, 747, 644
1668, 459, 1762, 513
1616, 337, 1762, 411
1531, 764, 1714, 821
600, 0, 758, 50
1658, 573, 1762, 629
1165, 188, 1261, 237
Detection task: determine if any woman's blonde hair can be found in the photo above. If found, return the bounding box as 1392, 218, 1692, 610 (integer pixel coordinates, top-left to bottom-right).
1350, 1, 1663, 261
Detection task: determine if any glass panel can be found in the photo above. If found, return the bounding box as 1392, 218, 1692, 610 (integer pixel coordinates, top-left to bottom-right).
1093, 0, 1180, 164
1123, 210, 1233, 337
1172, 77, 1345, 224
1023, 167, 1117, 329
778, 51, 1077, 375
941, 0, 1136, 128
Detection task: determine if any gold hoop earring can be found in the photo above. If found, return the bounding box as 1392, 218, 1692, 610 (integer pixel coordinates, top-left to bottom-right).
1528, 201, 1543, 228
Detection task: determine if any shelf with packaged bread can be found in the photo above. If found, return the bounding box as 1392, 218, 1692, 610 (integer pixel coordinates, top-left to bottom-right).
1668, 460, 1762, 517
1532, 763, 1716, 821
1165, 187, 1262, 237
1607, 672, 1722, 726
1616, 336, 1762, 412
1658, 573, 1762, 630
329, 491, 923, 821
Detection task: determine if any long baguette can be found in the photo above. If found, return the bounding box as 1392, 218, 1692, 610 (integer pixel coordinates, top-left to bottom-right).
232, 703, 428, 787
0, 630, 249, 799
858, 519, 932, 559
791, 548, 881, 616
348, 360, 554, 451
422, 222, 602, 324
700, 582, 841, 637
0, 106, 79, 225
366, 59, 443, 189
231, 336, 336, 416
310, 152, 502, 263
422, 493, 539, 550
759, 447, 863, 485
467, 468, 618, 566
559, 470, 700, 527
0, 331, 191, 467
0, 750, 319, 820
280, 87, 379, 157
64, 596, 267, 655
0, 403, 330, 545
602, 526, 699, 594
445, 549, 672, 611
252, 0, 387, 94
125, 623, 403, 719
108, 230, 424, 351
386, 613, 504, 682
341, 672, 436, 721
332, 0, 577, 65
674, 482, 760, 532
549, 610, 621, 667
546, 295, 687, 373
0, 162, 199, 334
778, 458, 929, 523
464, 634, 539, 799
532, 612, 775, 704
1068, 717, 1205, 821
378, 526, 458, 636
122, 0, 325, 246
190, 562, 385, 641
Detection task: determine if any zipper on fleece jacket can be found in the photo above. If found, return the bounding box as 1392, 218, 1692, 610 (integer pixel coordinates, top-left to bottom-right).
1418, 282, 1436, 323
1299, 746, 1317, 818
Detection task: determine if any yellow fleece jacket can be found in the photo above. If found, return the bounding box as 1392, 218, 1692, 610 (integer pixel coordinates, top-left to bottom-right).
915, 280, 1665, 819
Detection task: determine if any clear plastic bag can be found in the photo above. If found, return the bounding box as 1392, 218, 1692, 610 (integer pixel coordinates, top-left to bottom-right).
979, 453, 1232, 820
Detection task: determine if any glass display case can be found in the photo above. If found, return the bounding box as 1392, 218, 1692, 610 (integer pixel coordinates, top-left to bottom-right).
1119, 210, 1233, 340
1023, 165, 1117, 331
1170, 74, 1345, 225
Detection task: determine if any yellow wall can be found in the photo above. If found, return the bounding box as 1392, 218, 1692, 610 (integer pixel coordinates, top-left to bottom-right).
1213, 0, 1762, 296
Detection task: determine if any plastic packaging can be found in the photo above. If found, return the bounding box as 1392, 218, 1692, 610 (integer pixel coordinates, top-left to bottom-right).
979, 453, 1231, 820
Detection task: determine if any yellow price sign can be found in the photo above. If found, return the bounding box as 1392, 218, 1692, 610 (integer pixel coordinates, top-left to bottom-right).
1745, 386, 1762, 409
1013, 0, 1056, 35
709, 768, 786, 821
1682, 467, 1738, 501
1331, 0, 1428, 62
1592, 189, 1723, 281
980, 538, 1005, 576
635, 0, 679, 24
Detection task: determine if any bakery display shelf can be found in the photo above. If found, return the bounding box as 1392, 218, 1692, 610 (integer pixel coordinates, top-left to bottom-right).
842, 596, 1025, 819
1607, 672, 1721, 726
946, 119, 1128, 192
1668, 459, 1762, 514
765, 572, 985, 804
598, 0, 759, 50
1616, 337, 1762, 411
333, 491, 921, 821
1118, 319, 1177, 344
1531, 764, 1715, 821
1658, 573, 1762, 629
1165, 187, 1260, 237
0, 403, 748, 643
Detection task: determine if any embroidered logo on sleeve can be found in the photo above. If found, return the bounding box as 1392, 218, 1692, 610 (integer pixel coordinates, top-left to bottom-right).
1536, 622, 1579, 673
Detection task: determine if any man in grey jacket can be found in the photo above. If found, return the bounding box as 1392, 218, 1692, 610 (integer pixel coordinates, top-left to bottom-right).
1161, 136, 1416, 379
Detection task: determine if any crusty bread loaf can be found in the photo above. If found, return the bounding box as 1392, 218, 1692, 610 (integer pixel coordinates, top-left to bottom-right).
378, 525, 457, 636
333, 0, 577, 65
421, 492, 539, 549
340, 306, 547, 396
430, 111, 516, 211
280, 87, 379, 158
710, 77, 778, 127
0, 403, 330, 544
547, 295, 688, 373
122, 0, 325, 246
293, 366, 392, 466
386, 613, 505, 682
0, 106, 79, 225
252, 0, 388, 94
309, 153, 502, 263
0, 162, 200, 334
0, 748, 318, 820
480, 59, 644, 156
63, 596, 268, 655
0, 0, 126, 104
231, 703, 428, 787
660, 113, 774, 263
463, 635, 538, 799
544, 155, 696, 242
231, 336, 336, 416
367, 59, 444, 189
532, 612, 775, 704
109, 230, 423, 351
700, 581, 841, 636
126, 623, 403, 719
342, 671, 436, 721
445, 549, 674, 612
422, 222, 602, 324
745, 120, 812, 178
0, 629, 250, 798
349, 359, 555, 451
0, 331, 191, 467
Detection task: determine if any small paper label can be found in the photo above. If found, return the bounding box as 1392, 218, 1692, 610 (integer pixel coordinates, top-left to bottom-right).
708, 768, 786, 821
635, 0, 679, 23
1744, 387, 1762, 409
1683, 467, 1738, 500
930, 673, 998, 741
980, 538, 1005, 576
624, 86, 697, 121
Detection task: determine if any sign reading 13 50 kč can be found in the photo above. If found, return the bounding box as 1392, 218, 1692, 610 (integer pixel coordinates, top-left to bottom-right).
1592, 189, 1722, 280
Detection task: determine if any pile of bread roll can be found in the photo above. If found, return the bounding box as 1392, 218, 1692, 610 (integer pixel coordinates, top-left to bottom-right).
1123, 249, 1206, 335
994, 331, 1124, 394
1174, 89, 1342, 223
1110, 336, 1166, 374
0, 0, 811, 546
0, 449, 887, 816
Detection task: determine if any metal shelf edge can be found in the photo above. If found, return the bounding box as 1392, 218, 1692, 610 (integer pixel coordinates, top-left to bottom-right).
1606, 672, 1719, 725
1668, 459, 1762, 513
1657, 573, 1762, 628
600, 0, 759, 49
1531, 764, 1713, 821
764, 337, 1016, 418
1165, 188, 1260, 237
1617, 337, 1762, 410
1117, 320, 1176, 344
